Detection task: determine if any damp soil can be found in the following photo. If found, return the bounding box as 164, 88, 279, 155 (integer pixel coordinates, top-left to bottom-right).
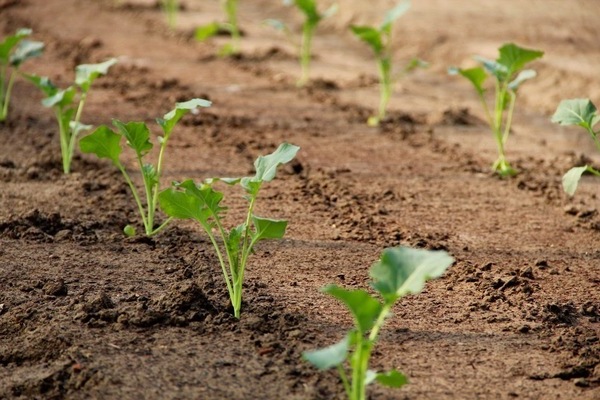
0, 0, 599, 399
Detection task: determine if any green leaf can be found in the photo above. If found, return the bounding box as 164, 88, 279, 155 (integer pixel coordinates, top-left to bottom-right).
562, 165, 590, 196
123, 225, 136, 237
226, 224, 244, 269
10, 40, 44, 67
42, 87, 76, 109
252, 142, 300, 183
112, 120, 153, 156
351, 26, 383, 55
170, 179, 226, 222
294, 0, 321, 25
370, 247, 454, 301
69, 121, 93, 137
375, 369, 408, 388
381, 0, 410, 33
157, 98, 212, 138
0, 28, 31, 64
195, 22, 221, 41
449, 66, 487, 96
551, 99, 598, 131
474, 56, 508, 81
497, 43, 543, 75
252, 216, 288, 241
79, 125, 122, 165
75, 58, 117, 92
142, 163, 158, 189
303, 335, 350, 370
24, 74, 57, 97
158, 186, 208, 222
323, 285, 382, 333
508, 69, 536, 91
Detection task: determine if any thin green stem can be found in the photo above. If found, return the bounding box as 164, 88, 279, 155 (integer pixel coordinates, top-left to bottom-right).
136, 153, 154, 235
233, 192, 259, 318
202, 224, 235, 302
224, 0, 240, 53
1, 69, 16, 122
56, 108, 71, 174
0, 65, 6, 107
502, 91, 516, 145
298, 23, 315, 87
149, 216, 173, 236
149, 139, 169, 235
337, 364, 352, 398
64, 93, 88, 174
377, 56, 392, 122
117, 163, 148, 229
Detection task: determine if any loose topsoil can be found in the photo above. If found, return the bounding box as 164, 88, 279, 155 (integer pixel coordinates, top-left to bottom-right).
0, 0, 599, 399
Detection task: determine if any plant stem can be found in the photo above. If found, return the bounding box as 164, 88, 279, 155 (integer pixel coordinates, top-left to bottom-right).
224, 0, 240, 53
298, 23, 315, 87
337, 364, 352, 398
57, 109, 71, 174
203, 223, 235, 302
64, 93, 89, 174
117, 163, 148, 230
377, 56, 392, 122
136, 153, 154, 235
1, 68, 16, 122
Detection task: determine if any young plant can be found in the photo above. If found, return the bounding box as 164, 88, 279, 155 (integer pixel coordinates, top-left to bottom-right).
351, 1, 423, 127
196, 0, 241, 56
266, 0, 337, 87
27, 58, 117, 174
158, 143, 300, 318
303, 246, 454, 400
449, 43, 544, 176
552, 98, 600, 196
161, 0, 179, 29
0, 28, 44, 122
79, 98, 212, 237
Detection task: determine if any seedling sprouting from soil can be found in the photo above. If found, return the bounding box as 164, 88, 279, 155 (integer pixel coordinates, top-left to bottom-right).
0, 28, 44, 122
27, 58, 117, 174
351, 1, 424, 126
158, 143, 299, 318
552, 98, 600, 195
196, 0, 241, 56
303, 246, 453, 400
80, 98, 211, 237
265, 0, 337, 87
161, 0, 179, 29
449, 43, 543, 176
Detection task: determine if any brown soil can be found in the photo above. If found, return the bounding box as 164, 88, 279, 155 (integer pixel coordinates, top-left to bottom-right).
1, 0, 599, 399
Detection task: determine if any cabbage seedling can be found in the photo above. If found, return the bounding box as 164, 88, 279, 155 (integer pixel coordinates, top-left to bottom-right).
303, 247, 454, 400
351, 1, 423, 127
266, 0, 337, 87
552, 98, 600, 196
161, 0, 179, 29
196, 0, 241, 56
449, 43, 543, 176
0, 28, 44, 122
27, 59, 117, 174
158, 143, 299, 318
80, 98, 211, 237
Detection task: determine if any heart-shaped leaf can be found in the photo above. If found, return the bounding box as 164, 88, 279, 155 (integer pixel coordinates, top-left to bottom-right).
79, 125, 122, 165
75, 58, 117, 92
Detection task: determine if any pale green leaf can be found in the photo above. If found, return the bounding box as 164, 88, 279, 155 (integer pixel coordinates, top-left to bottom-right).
323, 285, 382, 333
10, 40, 44, 67
24, 74, 57, 97
370, 247, 454, 300
75, 58, 117, 92
474, 56, 508, 81
157, 98, 212, 137
508, 69, 536, 90
0, 28, 31, 63
551, 99, 598, 131
381, 0, 410, 32
79, 125, 122, 165
42, 87, 76, 108
562, 165, 589, 196
303, 335, 349, 370
252, 142, 300, 183
449, 66, 487, 96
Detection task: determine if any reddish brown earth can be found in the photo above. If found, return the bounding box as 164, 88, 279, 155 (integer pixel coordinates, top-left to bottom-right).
1, 0, 599, 399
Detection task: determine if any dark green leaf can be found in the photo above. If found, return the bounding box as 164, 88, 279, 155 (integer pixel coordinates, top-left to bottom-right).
303, 335, 350, 370
24, 74, 57, 97
75, 58, 117, 92
0, 28, 31, 63
380, 1, 410, 33
323, 285, 382, 333
449, 66, 487, 96
195, 22, 221, 41
351, 26, 383, 55
551, 99, 598, 131
112, 120, 153, 156
79, 125, 122, 165
497, 43, 543, 75
158, 187, 208, 222
252, 216, 287, 241
10, 40, 44, 67
157, 98, 212, 138
370, 247, 454, 300
375, 369, 408, 388
294, 0, 321, 25
178, 179, 226, 220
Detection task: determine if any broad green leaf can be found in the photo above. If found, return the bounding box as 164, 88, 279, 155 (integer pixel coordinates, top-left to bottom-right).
508, 69, 536, 91
79, 125, 122, 165
375, 369, 408, 388
75, 58, 117, 92
0, 28, 31, 63
323, 285, 382, 333
10, 40, 44, 67
370, 247, 453, 300
252, 216, 287, 241
158, 187, 207, 221
303, 335, 349, 370
24, 74, 57, 97
449, 66, 487, 96
157, 98, 212, 137
252, 142, 300, 183
195, 22, 221, 41
562, 165, 590, 196
112, 120, 153, 156
381, 1, 410, 33
474, 56, 508, 81
42, 87, 76, 108
351, 26, 383, 55
497, 43, 543, 75
240, 177, 262, 196
551, 99, 598, 131
178, 179, 226, 220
